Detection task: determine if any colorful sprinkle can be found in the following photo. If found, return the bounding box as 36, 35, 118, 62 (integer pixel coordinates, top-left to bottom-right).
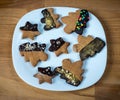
75, 9, 89, 35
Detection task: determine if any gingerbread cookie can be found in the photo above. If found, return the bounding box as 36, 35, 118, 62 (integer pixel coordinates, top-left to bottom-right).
80, 37, 105, 60
34, 67, 56, 84
20, 21, 40, 40
73, 35, 94, 52
41, 8, 61, 30
55, 59, 84, 86
19, 42, 48, 66
61, 9, 89, 35
73, 35, 105, 60
49, 37, 70, 56
34, 73, 53, 84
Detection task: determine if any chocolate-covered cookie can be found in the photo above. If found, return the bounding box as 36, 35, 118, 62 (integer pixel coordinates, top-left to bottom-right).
20, 21, 40, 40
80, 37, 105, 60
61, 9, 89, 35
41, 8, 61, 30
34, 66, 57, 84
49, 37, 65, 51
49, 37, 70, 56
73, 35, 105, 60
55, 59, 84, 86
19, 42, 48, 66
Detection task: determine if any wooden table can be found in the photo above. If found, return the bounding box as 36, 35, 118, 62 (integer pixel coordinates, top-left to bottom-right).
0, 0, 120, 100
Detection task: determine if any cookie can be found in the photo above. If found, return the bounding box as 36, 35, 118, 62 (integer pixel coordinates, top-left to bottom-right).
49, 37, 70, 56
20, 21, 40, 40
19, 42, 48, 66
55, 59, 84, 86
34, 67, 56, 84
73, 35, 105, 60
41, 8, 61, 30
61, 9, 89, 35
80, 37, 105, 60
34, 73, 52, 84
73, 35, 94, 52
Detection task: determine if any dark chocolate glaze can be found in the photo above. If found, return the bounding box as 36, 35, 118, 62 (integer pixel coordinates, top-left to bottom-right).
49, 37, 65, 52
20, 21, 38, 31
19, 42, 46, 51
38, 67, 57, 76
41, 9, 56, 30
75, 9, 89, 35
54, 67, 81, 86
80, 37, 105, 60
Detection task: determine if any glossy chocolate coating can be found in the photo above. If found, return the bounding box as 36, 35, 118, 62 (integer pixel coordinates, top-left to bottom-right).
80, 37, 105, 60
38, 67, 56, 76
55, 67, 81, 86
19, 42, 46, 51
20, 21, 38, 31
49, 37, 65, 52
75, 9, 89, 35
41, 9, 56, 30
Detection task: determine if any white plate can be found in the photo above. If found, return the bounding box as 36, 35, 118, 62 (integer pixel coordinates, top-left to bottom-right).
12, 7, 107, 91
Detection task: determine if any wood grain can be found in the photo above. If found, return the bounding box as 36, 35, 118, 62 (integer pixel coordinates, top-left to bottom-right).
0, 0, 120, 100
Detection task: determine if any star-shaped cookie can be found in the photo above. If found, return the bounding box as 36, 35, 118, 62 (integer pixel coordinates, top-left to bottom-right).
34, 73, 52, 84
49, 37, 70, 56
34, 67, 56, 84
20, 21, 40, 40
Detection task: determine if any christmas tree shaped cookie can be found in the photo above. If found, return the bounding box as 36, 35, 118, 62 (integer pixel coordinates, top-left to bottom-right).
19, 42, 48, 66
73, 35, 105, 60
55, 59, 84, 86
61, 9, 89, 35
